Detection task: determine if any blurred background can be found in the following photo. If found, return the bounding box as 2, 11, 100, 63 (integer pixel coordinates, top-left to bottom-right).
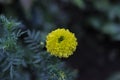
1, 0, 120, 80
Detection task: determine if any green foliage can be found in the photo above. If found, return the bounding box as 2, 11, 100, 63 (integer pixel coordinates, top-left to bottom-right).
107, 72, 120, 80
92, 1, 120, 41
0, 15, 78, 80
72, 0, 120, 41
24, 30, 43, 53
71, 0, 85, 9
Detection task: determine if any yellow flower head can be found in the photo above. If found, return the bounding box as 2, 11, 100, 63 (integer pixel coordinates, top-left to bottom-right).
46, 28, 78, 58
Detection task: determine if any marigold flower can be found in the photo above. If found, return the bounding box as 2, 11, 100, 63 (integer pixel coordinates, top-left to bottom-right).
46, 28, 78, 58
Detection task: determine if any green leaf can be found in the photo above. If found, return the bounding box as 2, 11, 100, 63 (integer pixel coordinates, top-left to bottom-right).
93, 0, 111, 12
102, 23, 120, 36
89, 17, 102, 30
10, 64, 13, 80
71, 0, 85, 9
107, 72, 120, 80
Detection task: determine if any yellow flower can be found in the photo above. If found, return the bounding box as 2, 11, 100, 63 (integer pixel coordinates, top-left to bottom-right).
46, 28, 78, 58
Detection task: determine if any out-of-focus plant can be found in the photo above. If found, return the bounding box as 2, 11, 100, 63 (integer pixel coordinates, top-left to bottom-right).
0, 0, 13, 4
71, 0, 85, 9
0, 15, 78, 80
69, 0, 120, 41
107, 72, 120, 80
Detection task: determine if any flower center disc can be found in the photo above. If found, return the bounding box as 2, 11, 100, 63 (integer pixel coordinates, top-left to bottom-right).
58, 36, 64, 43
